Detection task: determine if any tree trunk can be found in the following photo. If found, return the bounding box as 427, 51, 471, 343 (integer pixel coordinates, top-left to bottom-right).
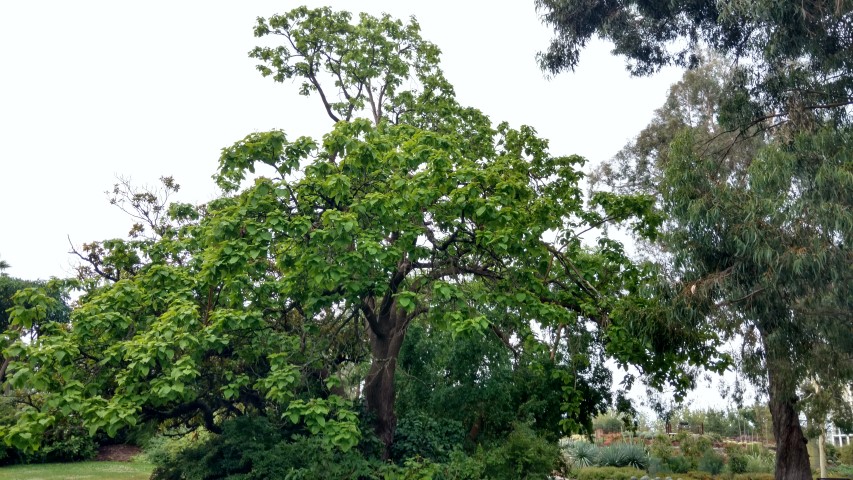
363, 310, 406, 459
766, 351, 811, 480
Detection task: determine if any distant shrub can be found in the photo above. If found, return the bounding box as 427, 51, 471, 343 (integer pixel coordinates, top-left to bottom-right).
680, 434, 713, 460
647, 456, 670, 476
729, 454, 748, 474
825, 442, 840, 464
744, 452, 774, 473
732, 474, 775, 480
650, 434, 674, 462
840, 442, 853, 465
572, 466, 645, 480
698, 448, 725, 475
667, 454, 692, 473
594, 413, 625, 434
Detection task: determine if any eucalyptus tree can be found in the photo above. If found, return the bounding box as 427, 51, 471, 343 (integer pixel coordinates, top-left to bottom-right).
537, 0, 853, 133
592, 59, 853, 479
2, 7, 724, 460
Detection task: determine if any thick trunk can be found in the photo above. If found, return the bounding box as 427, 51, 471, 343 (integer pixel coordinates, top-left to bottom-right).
363, 311, 406, 459
766, 352, 811, 480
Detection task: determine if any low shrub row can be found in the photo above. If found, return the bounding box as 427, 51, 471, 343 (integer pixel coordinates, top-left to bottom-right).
569, 467, 774, 480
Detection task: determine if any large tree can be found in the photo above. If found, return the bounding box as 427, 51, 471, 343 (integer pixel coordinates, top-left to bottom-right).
592, 60, 853, 480
2, 7, 723, 461
536, 0, 853, 132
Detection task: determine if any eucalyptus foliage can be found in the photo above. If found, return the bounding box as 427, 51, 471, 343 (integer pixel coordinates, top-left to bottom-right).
537, 0, 853, 132
591, 56, 853, 480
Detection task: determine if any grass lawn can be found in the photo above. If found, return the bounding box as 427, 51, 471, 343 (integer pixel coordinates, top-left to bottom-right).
0, 461, 153, 480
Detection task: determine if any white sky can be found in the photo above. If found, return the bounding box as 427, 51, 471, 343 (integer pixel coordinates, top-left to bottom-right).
1, 2, 742, 413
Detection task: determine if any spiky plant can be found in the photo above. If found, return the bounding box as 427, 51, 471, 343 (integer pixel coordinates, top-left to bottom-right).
564, 440, 599, 468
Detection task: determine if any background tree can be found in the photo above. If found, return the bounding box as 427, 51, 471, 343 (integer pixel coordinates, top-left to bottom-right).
589, 59, 853, 479
536, 0, 853, 134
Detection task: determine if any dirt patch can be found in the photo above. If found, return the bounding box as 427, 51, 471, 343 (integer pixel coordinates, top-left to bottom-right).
95, 444, 143, 462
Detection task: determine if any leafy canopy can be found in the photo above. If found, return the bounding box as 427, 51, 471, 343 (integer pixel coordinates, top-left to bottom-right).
2, 7, 725, 458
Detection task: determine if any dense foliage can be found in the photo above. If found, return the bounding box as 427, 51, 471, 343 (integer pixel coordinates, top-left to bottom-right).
583, 41, 853, 480
0, 7, 729, 478
537, 0, 853, 133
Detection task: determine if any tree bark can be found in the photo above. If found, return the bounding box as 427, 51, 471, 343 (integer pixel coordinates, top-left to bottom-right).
363, 309, 406, 459
766, 349, 812, 480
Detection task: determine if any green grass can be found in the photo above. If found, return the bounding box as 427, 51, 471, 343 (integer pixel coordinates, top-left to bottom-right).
0, 461, 153, 480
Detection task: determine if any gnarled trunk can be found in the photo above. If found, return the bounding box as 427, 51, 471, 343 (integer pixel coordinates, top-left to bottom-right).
363, 310, 406, 459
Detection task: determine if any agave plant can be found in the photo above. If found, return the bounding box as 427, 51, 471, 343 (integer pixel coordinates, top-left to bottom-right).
598, 442, 649, 469
563, 440, 599, 468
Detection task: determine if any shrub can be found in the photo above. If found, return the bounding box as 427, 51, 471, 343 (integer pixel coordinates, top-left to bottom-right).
680, 434, 713, 461
594, 413, 625, 434
143, 430, 212, 468
391, 411, 465, 463
732, 474, 775, 480
698, 448, 725, 475
744, 453, 774, 473
0, 415, 97, 465
840, 442, 853, 465
667, 454, 692, 473
150, 416, 385, 480
33, 423, 98, 463
650, 434, 674, 462
647, 456, 670, 476
433, 449, 485, 480
572, 466, 645, 480
479, 423, 562, 480
729, 454, 749, 474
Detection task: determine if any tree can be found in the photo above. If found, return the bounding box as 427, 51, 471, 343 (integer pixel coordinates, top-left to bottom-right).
0, 274, 70, 385
2, 7, 723, 463
591, 60, 853, 479
536, 0, 853, 133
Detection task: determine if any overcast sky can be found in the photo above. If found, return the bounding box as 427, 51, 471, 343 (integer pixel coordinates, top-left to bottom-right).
1, 2, 748, 414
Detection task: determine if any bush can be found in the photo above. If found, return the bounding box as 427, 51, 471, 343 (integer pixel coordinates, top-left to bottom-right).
667, 454, 692, 473
840, 442, 853, 465
33, 423, 98, 463
478, 423, 563, 480
650, 434, 674, 462
391, 411, 465, 463
572, 466, 645, 480
647, 456, 670, 476
150, 416, 385, 480
825, 441, 840, 464
0, 416, 97, 465
680, 434, 713, 461
433, 449, 485, 480
143, 430, 212, 467
593, 413, 625, 434
698, 448, 725, 475
729, 454, 748, 474
732, 474, 775, 480
744, 453, 774, 473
